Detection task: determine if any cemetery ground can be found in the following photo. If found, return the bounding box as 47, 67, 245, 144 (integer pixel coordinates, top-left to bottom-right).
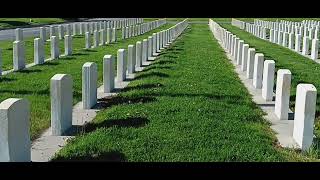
0, 27, 125, 70
0, 18, 65, 29
52, 23, 315, 161
0, 23, 173, 140
213, 18, 320, 140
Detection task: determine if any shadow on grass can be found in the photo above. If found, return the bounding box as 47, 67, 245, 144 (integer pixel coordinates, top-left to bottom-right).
135, 71, 169, 80
162, 55, 178, 59
85, 117, 150, 133
141, 66, 173, 72
83, 49, 98, 52
0, 21, 30, 27
0, 88, 82, 100
18, 69, 42, 74
0, 77, 17, 82
52, 150, 127, 162
121, 83, 164, 92
73, 52, 90, 56
147, 91, 257, 107
95, 95, 156, 109
60, 56, 77, 60
39, 61, 59, 66
37, 61, 59, 66
72, 35, 84, 39
151, 59, 176, 65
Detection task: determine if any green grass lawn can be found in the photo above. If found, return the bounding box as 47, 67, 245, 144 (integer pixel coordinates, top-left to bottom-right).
216, 18, 320, 23
0, 18, 65, 29
213, 18, 320, 138
0, 27, 144, 71
145, 18, 209, 22
0, 23, 172, 140
52, 24, 314, 161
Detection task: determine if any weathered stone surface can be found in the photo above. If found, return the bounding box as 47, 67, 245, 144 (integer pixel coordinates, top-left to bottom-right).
13, 40, 26, 71
51, 74, 73, 136
34, 38, 44, 65
293, 84, 317, 151
82, 62, 98, 109
103, 55, 115, 93
0, 98, 30, 162
275, 69, 291, 120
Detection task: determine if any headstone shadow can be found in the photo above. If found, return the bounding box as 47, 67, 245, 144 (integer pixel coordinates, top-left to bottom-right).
0, 76, 17, 82
52, 150, 127, 162
95, 95, 157, 110
17, 69, 42, 74
134, 71, 169, 80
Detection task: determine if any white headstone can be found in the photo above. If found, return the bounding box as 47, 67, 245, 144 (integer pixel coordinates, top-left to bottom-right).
241, 44, 249, 71
58, 25, 64, 40
112, 28, 116, 42
15, 28, 23, 41
13, 40, 26, 71
253, 53, 264, 89
0, 98, 30, 162
127, 44, 136, 74
93, 30, 99, 47
262, 60, 275, 101
64, 35, 72, 56
311, 38, 319, 60
34, 38, 44, 65
82, 62, 98, 109
288, 33, 294, 49
51, 74, 73, 136
107, 28, 111, 44
136, 41, 142, 69
50, 36, 59, 59
237, 40, 244, 65
40, 27, 46, 42
103, 55, 115, 93
152, 33, 157, 56
293, 84, 317, 151
117, 49, 127, 82
275, 69, 291, 120
100, 29, 106, 45
295, 34, 301, 52
148, 36, 153, 59
85, 32, 90, 49
302, 36, 310, 55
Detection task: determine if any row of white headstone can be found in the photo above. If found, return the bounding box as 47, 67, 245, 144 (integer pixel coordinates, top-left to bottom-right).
244, 20, 320, 61
254, 19, 320, 34
122, 19, 166, 39
1, 19, 164, 76
251, 19, 319, 42
14, 18, 143, 43
0, 19, 189, 162
209, 19, 317, 152
231, 18, 246, 30
253, 19, 320, 41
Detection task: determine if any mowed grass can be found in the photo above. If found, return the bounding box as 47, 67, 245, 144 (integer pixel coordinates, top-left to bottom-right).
213, 18, 320, 23
52, 24, 312, 161
145, 18, 209, 22
0, 23, 172, 140
0, 18, 65, 29
0, 28, 128, 71
213, 18, 320, 139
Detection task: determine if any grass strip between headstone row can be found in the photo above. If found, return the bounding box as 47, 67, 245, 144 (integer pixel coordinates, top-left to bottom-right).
52, 24, 313, 161
213, 18, 320, 138
0, 18, 65, 29
0, 23, 174, 140
0, 27, 134, 71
